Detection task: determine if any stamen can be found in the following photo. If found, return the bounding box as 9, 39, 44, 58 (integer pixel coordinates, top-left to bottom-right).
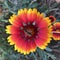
36, 36, 38, 38
20, 27, 23, 30
32, 21, 36, 26
23, 23, 27, 26
28, 22, 30, 25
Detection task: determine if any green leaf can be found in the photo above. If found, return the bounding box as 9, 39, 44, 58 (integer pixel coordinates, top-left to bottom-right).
37, 48, 56, 60
37, 48, 48, 60
45, 52, 56, 60
30, 52, 37, 60
45, 47, 52, 52
28, 2, 39, 8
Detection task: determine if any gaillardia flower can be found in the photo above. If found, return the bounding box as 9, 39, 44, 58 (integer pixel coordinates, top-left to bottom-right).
52, 22, 60, 40
6, 8, 52, 55
49, 16, 56, 22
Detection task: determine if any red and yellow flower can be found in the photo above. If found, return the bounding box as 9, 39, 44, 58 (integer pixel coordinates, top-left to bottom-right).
52, 22, 60, 40
6, 8, 52, 55
49, 16, 56, 22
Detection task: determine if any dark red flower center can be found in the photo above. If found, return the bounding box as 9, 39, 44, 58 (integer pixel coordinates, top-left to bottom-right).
20, 22, 39, 41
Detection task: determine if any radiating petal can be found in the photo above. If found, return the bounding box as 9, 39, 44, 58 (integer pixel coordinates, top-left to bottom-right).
52, 22, 60, 40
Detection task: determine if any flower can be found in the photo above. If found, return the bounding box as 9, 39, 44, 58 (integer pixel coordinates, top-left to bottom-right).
6, 8, 52, 55
52, 22, 60, 40
49, 16, 56, 22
